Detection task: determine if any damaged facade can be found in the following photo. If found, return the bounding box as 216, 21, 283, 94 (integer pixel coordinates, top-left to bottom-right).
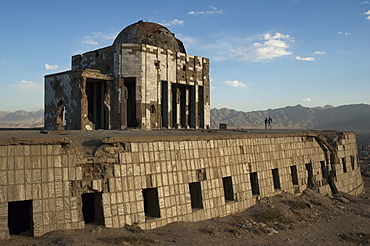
0, 21, 364, 241
0, 130, 364, 239
44, 21, 210, 130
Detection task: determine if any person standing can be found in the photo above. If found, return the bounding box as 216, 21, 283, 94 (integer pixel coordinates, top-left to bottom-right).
268, 117, 273, 129
264, 118, 268, 129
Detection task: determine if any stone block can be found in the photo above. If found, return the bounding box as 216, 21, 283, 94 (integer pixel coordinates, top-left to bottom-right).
76, 167, 82, 180
68, 167, 76, 180
0, 157, 6, 170
15, 169, 24, 184
54, 181, 63, 197
14, 184, 25, 201
0, 146, 7, 157
47, 156, 54, 168
0, 186, 7, 203
33, 214, 44, 236
55, 156, 62, 167
92, 179, 102, 191
71, 210, 79, 223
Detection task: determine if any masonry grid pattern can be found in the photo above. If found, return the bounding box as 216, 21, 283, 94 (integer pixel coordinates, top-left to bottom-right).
0, 132, 363, 239
0, 144, 83, 238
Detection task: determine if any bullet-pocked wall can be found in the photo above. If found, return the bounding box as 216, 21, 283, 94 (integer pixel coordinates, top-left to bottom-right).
0, 131, 364, 239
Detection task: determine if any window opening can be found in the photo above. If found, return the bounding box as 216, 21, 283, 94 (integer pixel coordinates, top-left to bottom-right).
320, 161, 328, 179
161, 81, 168, 127
222, 176, 234, 202
250, 172, 260, 195
142, 188, 160, 219
272, 169, 281, 190
8, 200, 33, 236
342, 158, 347, 173
180, 86, 186, 128
189, 85, 196, 128
305, 163, 314, 189
198, 86, 204, 128
351, 156, 355, 170
320, 161, 328, 185
124, 78, 137, 128
150, 105, 156, 114
189, 182, 203, 210
81, 193, 104, 224
56, 100, 65, 130
290, 165, 299, 185
86, 80, 108, 129
171, 84, 178, 128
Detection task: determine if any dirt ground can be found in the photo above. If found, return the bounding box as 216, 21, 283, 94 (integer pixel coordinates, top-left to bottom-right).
2, 175, 370, 246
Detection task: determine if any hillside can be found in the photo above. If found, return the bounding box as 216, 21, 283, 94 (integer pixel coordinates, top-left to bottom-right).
1, 104, 370, 132
0, 110, 44, 128
211, 104, 370, 133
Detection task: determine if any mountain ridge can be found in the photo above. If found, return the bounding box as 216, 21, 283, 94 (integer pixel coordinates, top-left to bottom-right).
1, 104, 369, 132
0, 109, 44, 128
211, 103, 370, 133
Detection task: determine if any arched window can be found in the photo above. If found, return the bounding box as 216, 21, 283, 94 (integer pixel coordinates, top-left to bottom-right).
56, 100, 65, 130
150, 105, 156, 114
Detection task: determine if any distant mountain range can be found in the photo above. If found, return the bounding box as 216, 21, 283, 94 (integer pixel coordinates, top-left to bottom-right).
0, 110, 44, 128
211, 104, 370, 134
1, 104, 369, 133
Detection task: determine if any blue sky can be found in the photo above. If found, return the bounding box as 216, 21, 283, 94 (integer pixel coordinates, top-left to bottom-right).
0, 0, 369, 112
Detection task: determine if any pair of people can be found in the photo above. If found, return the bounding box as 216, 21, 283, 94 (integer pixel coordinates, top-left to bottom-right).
264, 117, 272, 129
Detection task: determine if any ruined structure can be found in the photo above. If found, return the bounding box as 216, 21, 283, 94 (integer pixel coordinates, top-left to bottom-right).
0, 130, 364, 239
0, 22, 364, 240
44, 21, 210, 130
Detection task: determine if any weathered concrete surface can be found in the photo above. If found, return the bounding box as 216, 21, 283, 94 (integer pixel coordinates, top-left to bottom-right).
0, 129, 364, 239
45, 21, 210, 131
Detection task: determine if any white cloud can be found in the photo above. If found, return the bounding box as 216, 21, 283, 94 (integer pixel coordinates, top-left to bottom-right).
313, 51, 326, 55
296, 56, 315, 61
12, 80, 43, 93
45, 63, 60, 70
365, 10, 370, 20
209, 32, 294, 61
211, 86, 216, 90
176, 34, 197, 47
302, 98, 312, 102
223, 80, 247, 88
84, 40, 98, 45
338, 32, 351, 35
160, 19, 184, 27
188, 6, 223, 15
361, 1, 370, 4
81, 31, 118, 48
91, 32, 116, 40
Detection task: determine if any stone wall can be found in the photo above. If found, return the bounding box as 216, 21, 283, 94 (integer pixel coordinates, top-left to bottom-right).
0, 130, 364, 239
119, 43, 210, 129
0, 141, 83, 239
44, 69, 112, 130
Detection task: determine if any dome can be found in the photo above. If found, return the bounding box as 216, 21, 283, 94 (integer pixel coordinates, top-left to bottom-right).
113, 21, 186, 53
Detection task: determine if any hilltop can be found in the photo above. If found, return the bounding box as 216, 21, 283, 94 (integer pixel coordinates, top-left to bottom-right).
0, 110, 43, 128
211, 104, 370, 134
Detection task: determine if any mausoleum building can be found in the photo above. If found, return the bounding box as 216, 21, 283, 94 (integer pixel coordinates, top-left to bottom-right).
44, 21, 210, 130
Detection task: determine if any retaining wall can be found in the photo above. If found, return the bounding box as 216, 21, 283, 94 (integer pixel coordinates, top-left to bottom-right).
0, 130, 364, 239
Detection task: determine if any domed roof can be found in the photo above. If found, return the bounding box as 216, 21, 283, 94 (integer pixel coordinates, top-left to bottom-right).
113, 21, 186, 53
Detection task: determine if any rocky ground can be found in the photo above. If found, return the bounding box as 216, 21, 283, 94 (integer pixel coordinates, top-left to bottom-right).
2, 172, 370, 246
